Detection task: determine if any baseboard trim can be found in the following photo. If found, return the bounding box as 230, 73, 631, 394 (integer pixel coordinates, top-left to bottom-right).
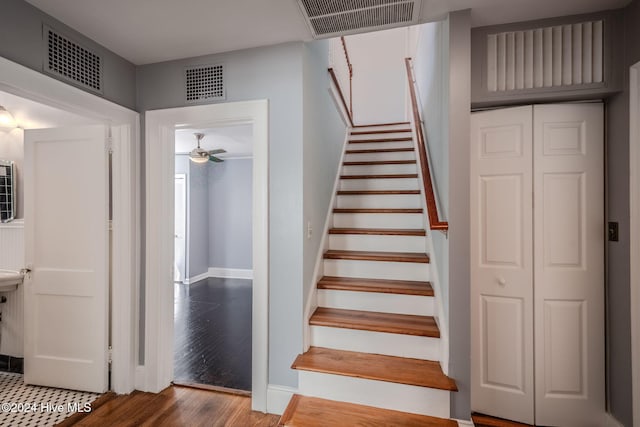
134, 365, 145, 391
266, 384, 297, 415
209, 268, 253, 280
184, 272, 209, 285
603, 412, 624, 427
454, 420, 474, 427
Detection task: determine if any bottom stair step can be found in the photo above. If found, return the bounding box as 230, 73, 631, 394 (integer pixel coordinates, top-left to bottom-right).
279, 394, 458, 427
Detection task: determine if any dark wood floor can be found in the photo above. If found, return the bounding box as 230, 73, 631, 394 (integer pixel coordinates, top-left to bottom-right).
57, 385, 279, 426
174, 277, 252, 391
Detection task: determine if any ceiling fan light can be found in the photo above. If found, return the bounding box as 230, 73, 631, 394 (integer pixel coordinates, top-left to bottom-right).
0, 106, 17, 130
189, 146, 209, 163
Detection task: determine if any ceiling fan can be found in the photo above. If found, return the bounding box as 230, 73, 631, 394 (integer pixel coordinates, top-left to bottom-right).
189, 132, 226, 163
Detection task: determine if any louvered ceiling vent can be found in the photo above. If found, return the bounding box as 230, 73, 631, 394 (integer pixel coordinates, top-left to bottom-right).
185, 64, 225, 103
298, 0, 421, 38
44, 26, 102, 93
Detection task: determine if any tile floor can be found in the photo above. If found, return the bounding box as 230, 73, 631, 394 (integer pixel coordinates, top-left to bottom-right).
0, 373, 100, 427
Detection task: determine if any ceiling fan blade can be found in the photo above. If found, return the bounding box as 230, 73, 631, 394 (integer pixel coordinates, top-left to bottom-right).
209, 156, 224, 163
208, 149, 226, 155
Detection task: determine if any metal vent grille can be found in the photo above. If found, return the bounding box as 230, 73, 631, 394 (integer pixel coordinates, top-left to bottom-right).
185, 64, 225, 103
486, 20, 604, 92
298, 0, 418, 37
45, 26, 102, 93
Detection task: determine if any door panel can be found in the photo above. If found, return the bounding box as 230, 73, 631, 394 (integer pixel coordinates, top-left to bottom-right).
533, 103, 605, 426
471, 106, 535, 425
174, 174, 186, 283
24, 125, 109, 393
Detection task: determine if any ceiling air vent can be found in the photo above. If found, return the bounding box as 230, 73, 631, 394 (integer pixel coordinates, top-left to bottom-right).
185, 64, 225, 103
298, 0, 421, 38
44, 26, 102, 93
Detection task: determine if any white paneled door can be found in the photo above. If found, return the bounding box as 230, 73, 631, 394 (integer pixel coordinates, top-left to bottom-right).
471, 106, 535, 424
23, 125, 109, 393
174, 174, 187, 283
533, 104, 605, 426
471, 104, 604, 426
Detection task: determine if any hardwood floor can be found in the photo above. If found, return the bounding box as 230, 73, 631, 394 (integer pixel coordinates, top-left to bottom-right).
57, 386, 279, 427
174, 277, 252, 391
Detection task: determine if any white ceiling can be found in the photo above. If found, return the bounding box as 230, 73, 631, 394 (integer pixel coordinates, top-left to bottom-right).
24, 0, 630, 65
0, 91, 99, 130
175, 124, 253, 158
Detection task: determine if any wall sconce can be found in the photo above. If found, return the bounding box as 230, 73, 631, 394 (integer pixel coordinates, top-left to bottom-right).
0, 106, 17, 130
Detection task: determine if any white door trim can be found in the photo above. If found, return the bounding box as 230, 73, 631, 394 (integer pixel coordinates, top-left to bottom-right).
144, 100, 269, 412
629, 61, 640, 427
0, 56, 139, 394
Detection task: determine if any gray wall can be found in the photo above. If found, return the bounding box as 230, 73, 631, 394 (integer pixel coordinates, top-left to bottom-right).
0, 0, 136, 110
470, 10, 624, 109
208, 159, 253, 270
447, 9, 472, 420
302, 40, 348, 306
137, 42, 305, 388
604, 1, 640, 425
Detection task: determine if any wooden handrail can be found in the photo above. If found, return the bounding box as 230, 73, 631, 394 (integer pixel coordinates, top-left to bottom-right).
328, 67, 354, 127
404, 57, 448, 232
340, 36, 353, 117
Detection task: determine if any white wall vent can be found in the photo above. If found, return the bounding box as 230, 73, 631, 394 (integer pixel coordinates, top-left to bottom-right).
185, 64, 225, 103
297, 0, 421, 38
44, 26, 102, 93
486, 20, 604, 92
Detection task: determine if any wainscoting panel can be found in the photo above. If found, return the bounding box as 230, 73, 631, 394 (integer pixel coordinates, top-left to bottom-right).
0, 220, 24, 357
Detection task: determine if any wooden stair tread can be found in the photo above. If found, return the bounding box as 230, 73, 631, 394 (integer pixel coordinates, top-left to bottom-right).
337, 189, 420, 195
318, 276, 433, 296
324, 249, 429, 263
279, 395, 457, 427
346, 147, 414, 154
329, 227, 426, 236
343, 160, 416, 165
351, 129, 412, 135
309, 307, 439, 337
353, 121, 410, 128
472, 413, 533, 427
333, 208, 423, 213
292, 347, 456, 390
340, 173, 418, 179
348, 137, 413, 143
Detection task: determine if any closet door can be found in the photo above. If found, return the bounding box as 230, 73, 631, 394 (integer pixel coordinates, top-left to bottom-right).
533, 103, 605, 426
470, 106, 535, 425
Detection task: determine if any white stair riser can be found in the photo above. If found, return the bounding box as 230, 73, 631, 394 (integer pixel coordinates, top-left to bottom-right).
333, 212, 424, 229
297, 371, 450, 418
349, 132, 413, 141
336, 194, 422, 209
317, 289, 434, 316
329, 234, 425, 253
352, 124, 411, 133
310, 326, 440, 360
339, 178, 419, 191
347, 141, 414, 150
342, 163, 417, 175
323, 259, 429, 281
344, 152, 415, 162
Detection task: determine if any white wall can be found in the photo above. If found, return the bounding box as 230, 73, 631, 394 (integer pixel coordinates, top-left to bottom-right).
0, 221, 24, 357
346, 28, 409, 125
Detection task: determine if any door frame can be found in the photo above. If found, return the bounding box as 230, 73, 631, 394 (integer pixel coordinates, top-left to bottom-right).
174, 173, 188, 283
0, 56, 139, 394
630, 61, 640, 427
144, 100, 269, 412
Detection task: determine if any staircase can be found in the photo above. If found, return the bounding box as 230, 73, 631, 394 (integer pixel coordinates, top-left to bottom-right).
279, 123, 457, 426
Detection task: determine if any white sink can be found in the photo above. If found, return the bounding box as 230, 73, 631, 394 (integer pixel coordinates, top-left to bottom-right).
0, 269, 23, 292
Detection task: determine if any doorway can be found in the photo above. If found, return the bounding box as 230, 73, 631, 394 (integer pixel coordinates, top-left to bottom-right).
144, 100, 268, 411
172, 125, 254, 392
0, 56, 138, 397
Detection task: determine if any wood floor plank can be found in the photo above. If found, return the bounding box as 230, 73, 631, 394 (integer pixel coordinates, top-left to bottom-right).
328, 227, 425, 236
279, 395, 458, 427
309, 307, 440, 337
317, 276, 433, 296
323, 249, 429, 263
58, 386, 279, 427
291, 347, 457, 390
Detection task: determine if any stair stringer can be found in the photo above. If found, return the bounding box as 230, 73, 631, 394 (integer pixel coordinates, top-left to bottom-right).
409, 119, 450, 375
303, 126, 352, 350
